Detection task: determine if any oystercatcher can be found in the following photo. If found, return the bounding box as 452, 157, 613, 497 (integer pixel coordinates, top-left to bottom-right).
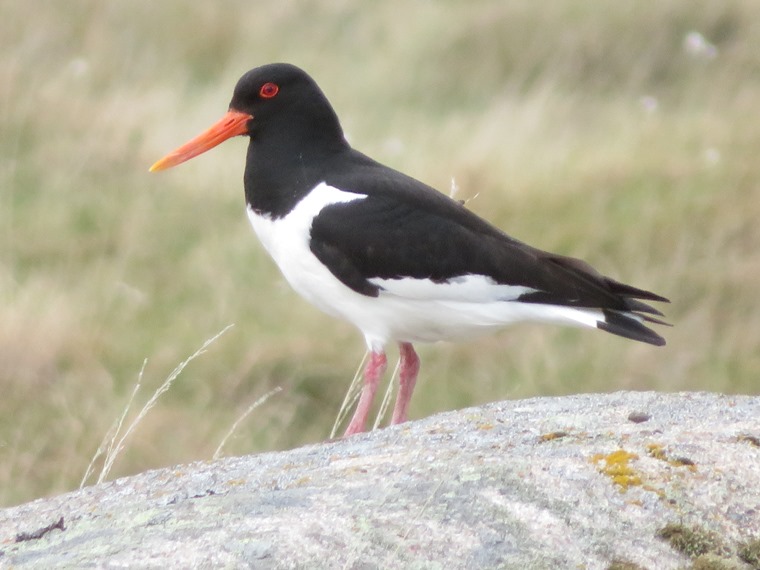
151, 63, 669, 437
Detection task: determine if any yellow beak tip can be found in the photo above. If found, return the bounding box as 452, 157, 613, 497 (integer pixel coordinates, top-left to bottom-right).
149, 159, 168, 173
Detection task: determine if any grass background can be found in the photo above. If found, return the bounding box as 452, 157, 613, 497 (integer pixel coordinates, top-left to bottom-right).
1, 1, 758, 507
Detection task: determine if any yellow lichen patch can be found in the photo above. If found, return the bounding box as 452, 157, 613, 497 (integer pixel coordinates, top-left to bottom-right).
591, 449, 642, 492
539, 431, 568, 442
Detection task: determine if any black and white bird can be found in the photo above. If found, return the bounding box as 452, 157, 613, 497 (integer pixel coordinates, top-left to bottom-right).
151, 63, 669, 437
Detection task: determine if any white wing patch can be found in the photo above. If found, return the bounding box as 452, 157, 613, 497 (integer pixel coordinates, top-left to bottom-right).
370, 274, 539, 303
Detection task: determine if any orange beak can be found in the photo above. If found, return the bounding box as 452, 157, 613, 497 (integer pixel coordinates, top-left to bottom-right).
149, 109, 253, 172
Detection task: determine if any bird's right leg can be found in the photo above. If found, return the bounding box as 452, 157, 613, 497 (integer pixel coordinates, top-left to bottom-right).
343, 351, 387, 437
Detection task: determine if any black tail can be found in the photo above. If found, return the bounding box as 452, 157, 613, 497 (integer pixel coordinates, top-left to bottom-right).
597, 279, 670, 346
597, 308, 667, 346
504, 250, 671, 345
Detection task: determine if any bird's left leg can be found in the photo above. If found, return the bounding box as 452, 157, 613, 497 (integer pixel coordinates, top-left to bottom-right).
391, 342, 420, 425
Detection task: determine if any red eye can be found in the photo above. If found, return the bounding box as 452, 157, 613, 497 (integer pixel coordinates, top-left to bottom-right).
259, 82, 279, 98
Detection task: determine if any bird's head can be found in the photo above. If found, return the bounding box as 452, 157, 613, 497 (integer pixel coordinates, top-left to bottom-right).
150, 63, 342, 172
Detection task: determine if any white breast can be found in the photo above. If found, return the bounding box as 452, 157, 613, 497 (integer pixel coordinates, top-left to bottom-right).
247, 183, 384, 338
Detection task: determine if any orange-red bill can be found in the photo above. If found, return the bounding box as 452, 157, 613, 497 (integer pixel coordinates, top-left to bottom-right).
149, 109, 252, 172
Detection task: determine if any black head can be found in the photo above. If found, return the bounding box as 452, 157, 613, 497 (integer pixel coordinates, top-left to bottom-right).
150, 63, 347, 172
230, 63, 344, 142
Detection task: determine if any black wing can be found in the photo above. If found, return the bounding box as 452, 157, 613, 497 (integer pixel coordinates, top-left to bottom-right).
310, 152, 669, 344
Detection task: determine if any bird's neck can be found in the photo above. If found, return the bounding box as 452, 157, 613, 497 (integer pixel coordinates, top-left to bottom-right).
244, 124, 349, 219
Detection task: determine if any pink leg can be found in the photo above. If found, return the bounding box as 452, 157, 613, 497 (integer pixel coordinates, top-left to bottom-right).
391, 342, 420, 425
343, 351, 387, 437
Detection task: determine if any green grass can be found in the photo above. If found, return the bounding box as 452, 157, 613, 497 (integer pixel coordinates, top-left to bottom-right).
1, 1, 759, 506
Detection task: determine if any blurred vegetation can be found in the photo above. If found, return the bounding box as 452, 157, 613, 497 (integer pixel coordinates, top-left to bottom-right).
1, 0, 758, 506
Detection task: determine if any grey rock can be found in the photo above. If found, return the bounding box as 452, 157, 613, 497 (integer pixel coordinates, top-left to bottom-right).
1, 392, 758, 569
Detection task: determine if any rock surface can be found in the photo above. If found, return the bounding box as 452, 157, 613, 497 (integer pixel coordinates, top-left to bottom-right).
1, 392, 758, 569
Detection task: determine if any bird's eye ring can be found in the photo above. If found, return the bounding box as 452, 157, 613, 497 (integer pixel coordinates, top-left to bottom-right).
259, 82, 279, 99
